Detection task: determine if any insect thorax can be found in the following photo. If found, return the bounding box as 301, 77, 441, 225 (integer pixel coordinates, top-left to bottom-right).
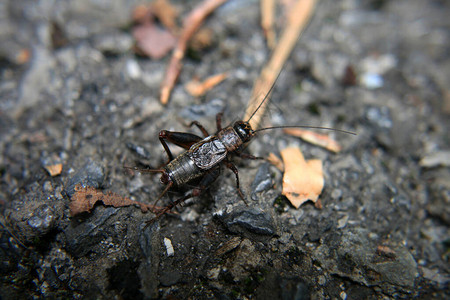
189, 137, 227, 169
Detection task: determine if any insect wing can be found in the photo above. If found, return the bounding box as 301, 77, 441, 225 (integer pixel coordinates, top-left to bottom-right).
190, 137, 227, 169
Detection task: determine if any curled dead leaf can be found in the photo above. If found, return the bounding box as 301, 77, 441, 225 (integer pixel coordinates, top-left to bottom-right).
280, 147, 324, 208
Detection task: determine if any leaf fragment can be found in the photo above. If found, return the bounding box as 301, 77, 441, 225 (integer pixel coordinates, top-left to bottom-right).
133, 19, 176, 59
151, 0, 179, 33
44, 163, 63, 177
185, 72, 228, 97
280, 147, 324, 208
69, 185, 158, 217
267, 152, 284, 171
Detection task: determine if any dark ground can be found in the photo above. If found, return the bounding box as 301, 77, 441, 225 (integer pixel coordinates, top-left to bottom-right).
0, 0, 449, 299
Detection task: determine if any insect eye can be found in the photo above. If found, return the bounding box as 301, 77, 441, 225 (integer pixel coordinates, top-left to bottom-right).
234, 121, 252, 142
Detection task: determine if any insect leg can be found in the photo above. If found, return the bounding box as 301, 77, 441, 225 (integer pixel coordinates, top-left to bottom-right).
216, 112, 223, 131
152, 181, 174, 208
224, 159, 248, 205
236, 152, 265, 160
187, 121, 209, 137
159, 130, 203, 161
148, 167, 220, 223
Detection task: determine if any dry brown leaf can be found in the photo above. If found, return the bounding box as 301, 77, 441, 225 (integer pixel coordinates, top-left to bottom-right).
280, 147, 324, 208
132, 4, 152, 22
132, 1, 178, 59
44, 164, 62, 177
185, 72, 228, 96
190, 27, 214, 50
267, 152, 284, 171
151, 0, 179, 33
69, 185, 159, 217
133, 22, 177, 59
283, 128, 342, 153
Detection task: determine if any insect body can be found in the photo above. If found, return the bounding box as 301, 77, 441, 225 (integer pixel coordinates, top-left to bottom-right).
134, 87, 354, 221
146, 117, 256, 219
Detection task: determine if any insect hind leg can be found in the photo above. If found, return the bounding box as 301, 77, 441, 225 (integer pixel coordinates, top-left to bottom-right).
159, 130, 203, 161
147, 167, 220, 223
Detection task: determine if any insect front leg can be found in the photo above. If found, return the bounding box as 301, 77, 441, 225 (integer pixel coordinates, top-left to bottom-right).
148, 167, 220, 223
216, 112, 223, 131
236, 152, 265, 160
159, 130, 203, 161
224, 159, 248, 205
187, 121, 209, 137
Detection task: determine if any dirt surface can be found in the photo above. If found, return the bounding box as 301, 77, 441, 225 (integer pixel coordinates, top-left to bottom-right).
0, 0, 449, 299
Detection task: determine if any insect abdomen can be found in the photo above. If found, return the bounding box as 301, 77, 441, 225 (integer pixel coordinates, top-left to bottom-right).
164, 152, 205, 186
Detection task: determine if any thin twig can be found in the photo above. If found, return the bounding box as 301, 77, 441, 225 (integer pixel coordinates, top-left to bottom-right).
160, 0, 228, 105
261, 0, 276, 49
245, 0, 317, 129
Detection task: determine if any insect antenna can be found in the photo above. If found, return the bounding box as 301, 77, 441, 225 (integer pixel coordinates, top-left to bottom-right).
246, 70, 284, 123
123, 166, 165, 174
253, 125, 356, 135
244, 70, 356, 136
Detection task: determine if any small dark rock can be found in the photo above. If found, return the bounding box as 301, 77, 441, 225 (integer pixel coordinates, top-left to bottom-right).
38, 248, 74, 291
126, 142, 152, 160
220, 208, 276, 236
365, 106, 393, 128
65, 160, 105, 198
159, 270, 182, 287
179, 98, 225, 120
64, 207, 118, 258
314, 228, 419, 293
27, 204, 56, 235
280, 277, 310, 300
250, 163, 273, 201
6, 186, 62, 243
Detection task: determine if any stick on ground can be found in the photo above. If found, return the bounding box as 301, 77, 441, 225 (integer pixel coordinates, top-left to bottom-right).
160, 0, 228, 105
245, 0, 317, 129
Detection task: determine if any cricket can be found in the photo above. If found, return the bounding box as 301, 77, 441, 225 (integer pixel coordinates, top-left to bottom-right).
130, 79, 355, 222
